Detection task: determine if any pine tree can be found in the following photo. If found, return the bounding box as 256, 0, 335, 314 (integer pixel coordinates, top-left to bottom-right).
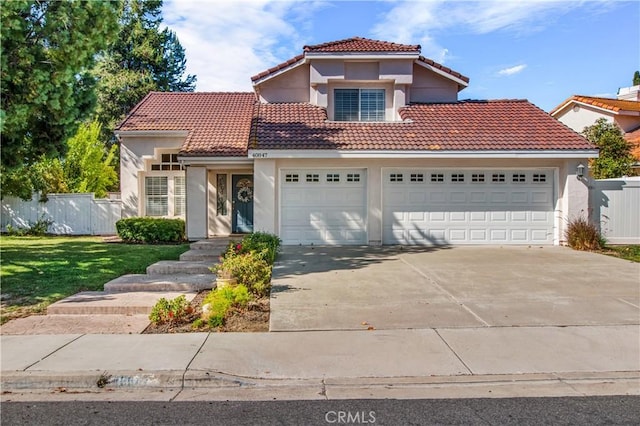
94, 0, 196, 137
0, 0, 119, 169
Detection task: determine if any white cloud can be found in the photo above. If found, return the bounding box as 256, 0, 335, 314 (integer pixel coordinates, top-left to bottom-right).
371, 0, 606, 63
498, 64, 527, 76
163, 0, 324, 91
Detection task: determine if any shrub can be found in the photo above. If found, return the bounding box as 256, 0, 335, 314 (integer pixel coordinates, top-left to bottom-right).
565, 215, 605, 251
6, 215, 53, 236
213, 250, 272, 297
116, 217, 185, 243
240, 232, 281, 264
149, 295, 193, 324
201, 285, 251, 327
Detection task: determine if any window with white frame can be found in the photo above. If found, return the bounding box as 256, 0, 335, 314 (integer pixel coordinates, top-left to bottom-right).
145, 176, 168, 216
174, 176, 186, 216
334, 89, 385, 121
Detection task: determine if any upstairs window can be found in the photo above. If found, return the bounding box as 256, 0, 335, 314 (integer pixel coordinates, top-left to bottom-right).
334, 89, 385, 121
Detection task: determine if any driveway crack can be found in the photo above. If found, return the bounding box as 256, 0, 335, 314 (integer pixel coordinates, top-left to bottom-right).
435, 329, 474, 375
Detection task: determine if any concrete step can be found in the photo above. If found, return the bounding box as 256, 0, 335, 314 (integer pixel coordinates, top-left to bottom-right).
47, 291, 198, 315
0, 314, 151, 335
190, 239, 232, 251
179, 249, 220, 262
146, 260, 214, 275
104, 274, 215, 292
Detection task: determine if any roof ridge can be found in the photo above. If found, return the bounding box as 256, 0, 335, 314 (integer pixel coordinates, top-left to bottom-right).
303, 36, 421, 52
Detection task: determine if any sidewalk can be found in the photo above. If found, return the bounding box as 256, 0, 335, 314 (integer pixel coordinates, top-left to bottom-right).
2, 325, 639, 400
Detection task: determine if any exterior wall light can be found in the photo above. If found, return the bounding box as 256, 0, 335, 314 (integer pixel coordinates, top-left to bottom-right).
576, 163, 585, 179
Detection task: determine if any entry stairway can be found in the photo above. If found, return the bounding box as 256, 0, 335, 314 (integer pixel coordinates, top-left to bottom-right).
45, 237, 232, 316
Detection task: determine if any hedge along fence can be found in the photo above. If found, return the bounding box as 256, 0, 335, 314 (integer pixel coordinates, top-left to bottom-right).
116, 217, 186, 243
1, 192, 122, 235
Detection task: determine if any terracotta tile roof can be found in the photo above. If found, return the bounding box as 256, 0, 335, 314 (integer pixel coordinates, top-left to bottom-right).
417, 56, 469, 84
252, 100, 595, 151
116, 92, 256, 157
625, 127, 640, 162
303, 36, 421, 53
251, 37, 468, 85
550, 95, 640, 115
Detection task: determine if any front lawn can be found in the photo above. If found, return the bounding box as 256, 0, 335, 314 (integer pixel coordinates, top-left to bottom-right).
0, 236, 190, 324
599, 245, 640, 263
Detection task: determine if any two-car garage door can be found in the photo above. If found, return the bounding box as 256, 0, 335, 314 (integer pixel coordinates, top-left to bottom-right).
279, 168, 555, 245
383, 169, 554, 245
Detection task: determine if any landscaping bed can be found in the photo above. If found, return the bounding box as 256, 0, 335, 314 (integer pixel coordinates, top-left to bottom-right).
142, 291, 269, 333
142, 232, 280, 334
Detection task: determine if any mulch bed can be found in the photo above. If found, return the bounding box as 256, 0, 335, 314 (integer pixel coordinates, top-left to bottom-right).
142, 290, 270, 334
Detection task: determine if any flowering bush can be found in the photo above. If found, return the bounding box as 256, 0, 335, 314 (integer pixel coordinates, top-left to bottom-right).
149, 295, 193, 324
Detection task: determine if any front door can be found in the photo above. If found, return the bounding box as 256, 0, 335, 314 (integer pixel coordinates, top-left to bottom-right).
232, 175, 254, 233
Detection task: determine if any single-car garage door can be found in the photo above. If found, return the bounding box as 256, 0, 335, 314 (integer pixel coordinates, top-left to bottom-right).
281, 169, 367, 245
383, 169, 554, 245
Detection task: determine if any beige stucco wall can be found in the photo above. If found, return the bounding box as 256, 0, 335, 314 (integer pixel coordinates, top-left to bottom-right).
556, 106, 613, 134
258, 64, 310, 103
253, 157, 591, 245
186, 166, 208, 240
410, 64, 459, 103
119, 136, 185, 218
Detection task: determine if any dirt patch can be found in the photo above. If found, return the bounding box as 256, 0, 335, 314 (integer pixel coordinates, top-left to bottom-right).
142, 290, 269, 334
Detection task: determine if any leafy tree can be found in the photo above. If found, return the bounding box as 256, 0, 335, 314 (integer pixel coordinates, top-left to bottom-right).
94, 0, 196, 136
582, 118, 634, 179
1, 157, 68, 201
633, 71, 640, 86
0, 0, 119, 169
64, 121, 118, 197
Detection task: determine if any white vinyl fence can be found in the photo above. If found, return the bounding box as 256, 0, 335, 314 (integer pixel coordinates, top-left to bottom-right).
1, 193, 122, 235
590, 177, 640, 244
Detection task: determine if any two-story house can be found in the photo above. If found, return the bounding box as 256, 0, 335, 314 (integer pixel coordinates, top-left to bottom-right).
116, 37, 597, 246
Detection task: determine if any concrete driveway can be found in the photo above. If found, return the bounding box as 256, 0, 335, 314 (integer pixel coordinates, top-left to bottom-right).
270, 246, 640, 331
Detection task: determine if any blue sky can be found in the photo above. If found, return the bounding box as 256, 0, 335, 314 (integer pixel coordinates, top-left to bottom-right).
163, 0, 639, 112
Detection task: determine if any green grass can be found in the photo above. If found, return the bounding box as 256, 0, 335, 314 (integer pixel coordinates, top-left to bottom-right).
600, 245, 640, 263
0, 236, 190, 324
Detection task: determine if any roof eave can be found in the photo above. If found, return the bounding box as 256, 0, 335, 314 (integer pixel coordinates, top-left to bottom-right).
414, 60, 469, 90
115, 130, 190, 139
247, 149, 599, 159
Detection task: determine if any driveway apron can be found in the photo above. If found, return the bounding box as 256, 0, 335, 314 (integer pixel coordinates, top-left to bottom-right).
269, 246, 640, 331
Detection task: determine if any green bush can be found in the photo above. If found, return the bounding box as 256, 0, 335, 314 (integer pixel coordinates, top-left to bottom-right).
6, 215, 53, 236
116, 217, 185, 243
213, 250, 272, 297
202, 285, 251, 328
149, 295, 192, 324
565, 215, 605, 251
240, 232, 281, 264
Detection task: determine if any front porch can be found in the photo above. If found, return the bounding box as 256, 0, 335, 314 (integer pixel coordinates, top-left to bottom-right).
185, 166, 255, 240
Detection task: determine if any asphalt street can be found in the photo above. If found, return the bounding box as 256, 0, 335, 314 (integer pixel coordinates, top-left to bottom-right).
2, 396, 639, 425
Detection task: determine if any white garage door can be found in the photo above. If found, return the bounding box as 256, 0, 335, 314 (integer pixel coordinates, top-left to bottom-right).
383, 169, 554, 245
280, 169, 367, 245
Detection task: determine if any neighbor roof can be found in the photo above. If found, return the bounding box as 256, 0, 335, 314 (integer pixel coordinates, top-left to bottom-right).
550, 95, 640, 115
251, 36, 469, 85
116, 92, 256, 157
252, 100, 595, 151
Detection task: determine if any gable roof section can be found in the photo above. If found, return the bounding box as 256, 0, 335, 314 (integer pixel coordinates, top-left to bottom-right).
550, 95, 640, 116
303, 36, 420, 53
252, 100, 595, 151
116, 92, 256, 156
251, 36, 468, 87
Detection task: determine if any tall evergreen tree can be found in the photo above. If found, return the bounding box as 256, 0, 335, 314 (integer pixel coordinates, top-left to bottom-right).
0, 0, 119, 169
94, 0, 196, 136
633, 71, 640, 86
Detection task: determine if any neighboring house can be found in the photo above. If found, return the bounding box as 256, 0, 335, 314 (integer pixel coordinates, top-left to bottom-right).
116, 37, 597, 246
550, 85, 640, 173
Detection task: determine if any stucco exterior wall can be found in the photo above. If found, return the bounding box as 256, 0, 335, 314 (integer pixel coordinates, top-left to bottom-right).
252, 157, 588, 246
410, 64, 459, 103
186, 166, 208, 240
555, 106, 613, 134
119, 136, 185, 217
258, 64, 310, 103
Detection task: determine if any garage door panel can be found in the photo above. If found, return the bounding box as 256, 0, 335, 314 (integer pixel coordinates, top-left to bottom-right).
281, 169, 367, 245
383, 169, 554, 245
